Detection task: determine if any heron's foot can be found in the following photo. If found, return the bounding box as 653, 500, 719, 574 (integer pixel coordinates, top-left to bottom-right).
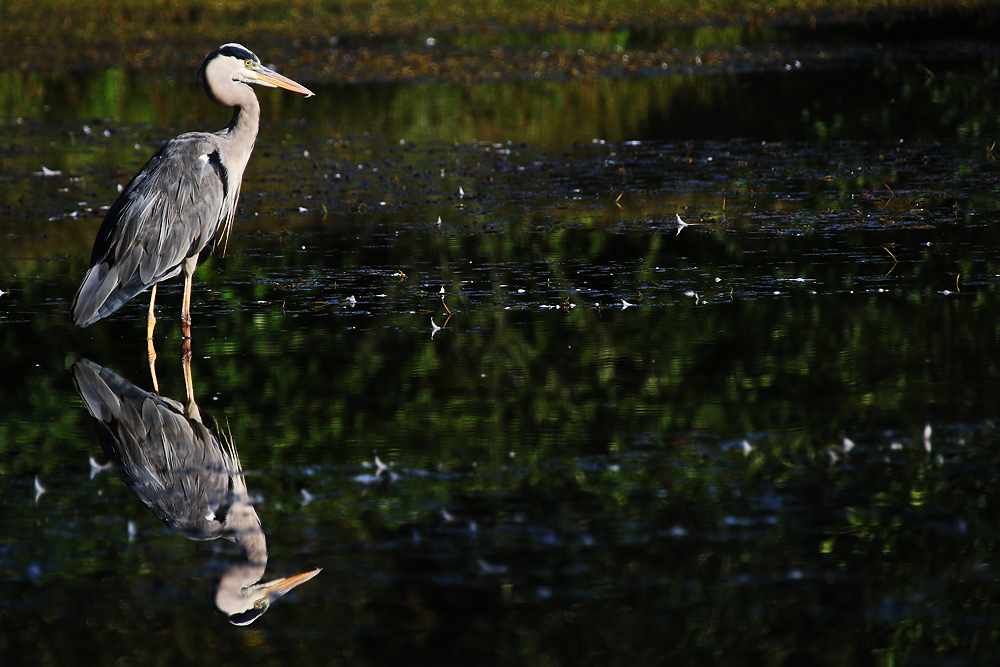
146, 314, 156, 341
181, 313, 192, 339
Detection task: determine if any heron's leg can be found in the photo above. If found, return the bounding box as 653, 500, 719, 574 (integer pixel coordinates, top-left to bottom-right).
147, 336, 160, 394
146, 284, 160, 393
181, 337, 202, 422
180, 256, 198, 339
147, 283, 158, 340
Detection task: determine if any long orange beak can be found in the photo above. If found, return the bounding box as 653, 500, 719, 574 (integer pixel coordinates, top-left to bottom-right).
253, 66, 315, 98
255, 567, 323, 600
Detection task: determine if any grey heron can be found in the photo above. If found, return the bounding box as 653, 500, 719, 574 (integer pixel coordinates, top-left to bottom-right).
70, 44, 314, 339
72, 358, 321, 624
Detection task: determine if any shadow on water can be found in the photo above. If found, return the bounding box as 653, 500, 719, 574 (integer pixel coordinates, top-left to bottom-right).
6, 23, 1000, 667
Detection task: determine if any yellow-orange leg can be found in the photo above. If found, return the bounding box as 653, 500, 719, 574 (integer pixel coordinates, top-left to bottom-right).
181, 337, 202, 422
146, 283, 159, 393
147, 337, 160, 394
181, 258, 196, 340
146, 283, 158, 340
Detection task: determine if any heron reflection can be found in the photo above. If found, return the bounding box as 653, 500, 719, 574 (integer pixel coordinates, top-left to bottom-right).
72, 357, 320, 624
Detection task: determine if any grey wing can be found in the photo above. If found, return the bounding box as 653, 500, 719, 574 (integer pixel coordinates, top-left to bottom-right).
71, 133, 228, 327
72, 359, 236, 538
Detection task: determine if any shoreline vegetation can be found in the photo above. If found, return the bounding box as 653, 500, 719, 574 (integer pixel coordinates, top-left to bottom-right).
1, 1, 992, 82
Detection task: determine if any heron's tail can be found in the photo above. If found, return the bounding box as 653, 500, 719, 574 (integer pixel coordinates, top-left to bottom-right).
71, 262, 147, 328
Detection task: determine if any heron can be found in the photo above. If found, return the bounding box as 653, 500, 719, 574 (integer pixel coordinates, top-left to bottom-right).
72, 358, 321, 624
70, 44, 314, 339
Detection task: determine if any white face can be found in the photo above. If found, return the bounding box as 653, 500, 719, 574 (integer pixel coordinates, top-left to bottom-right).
199, 44, 315, 102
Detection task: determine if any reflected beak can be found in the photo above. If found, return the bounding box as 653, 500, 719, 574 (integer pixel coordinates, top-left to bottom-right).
252, 66, 315, 98
226, 568, 322, 625
255, 567, 323, 601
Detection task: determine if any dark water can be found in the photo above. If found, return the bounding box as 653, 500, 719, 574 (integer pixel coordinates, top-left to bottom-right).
4, 29, 1000, 666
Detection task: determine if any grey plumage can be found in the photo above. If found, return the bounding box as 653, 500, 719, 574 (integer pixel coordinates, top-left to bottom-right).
73, 136, 228, 328
71, 43, 314, 334
72, 358, 238, 538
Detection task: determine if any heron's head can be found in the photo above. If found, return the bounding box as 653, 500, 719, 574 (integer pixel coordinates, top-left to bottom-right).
199, 43, 315, 105
219, 567, 323, 626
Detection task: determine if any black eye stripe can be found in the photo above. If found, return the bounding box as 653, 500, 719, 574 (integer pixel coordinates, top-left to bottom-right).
218, 45, 255, 62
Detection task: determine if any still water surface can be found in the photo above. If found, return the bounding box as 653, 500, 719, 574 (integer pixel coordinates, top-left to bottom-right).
4, 34, 1000, 665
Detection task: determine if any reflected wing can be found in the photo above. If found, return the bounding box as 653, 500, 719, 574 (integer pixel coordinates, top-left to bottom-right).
72, 359, 237, 538
71, 133, 228, 327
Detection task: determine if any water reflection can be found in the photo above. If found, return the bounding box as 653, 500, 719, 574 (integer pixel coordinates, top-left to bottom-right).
71, 357, 320, 624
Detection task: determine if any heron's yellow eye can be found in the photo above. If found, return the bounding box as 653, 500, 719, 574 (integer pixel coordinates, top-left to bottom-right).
244, 59, 253, 68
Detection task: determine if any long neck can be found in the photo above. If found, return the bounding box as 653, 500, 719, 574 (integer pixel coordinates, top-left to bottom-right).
214, 502, 267, 613
230, 502, 267, 566
221, 93, 260, 184
212, 91, 260, 254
